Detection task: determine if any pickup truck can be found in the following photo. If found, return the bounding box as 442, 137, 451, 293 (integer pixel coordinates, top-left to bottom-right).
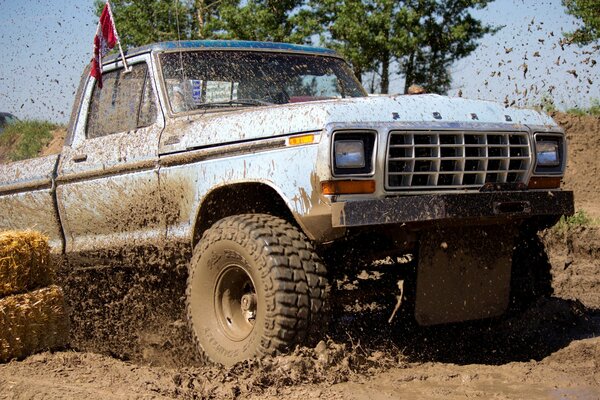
0, 40, 574, 366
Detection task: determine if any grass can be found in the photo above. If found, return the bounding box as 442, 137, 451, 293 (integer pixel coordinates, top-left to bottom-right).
566, 99, 600, 117
0, 120, 60, 162
554, 210, 597, 232
530, 95, 600, 117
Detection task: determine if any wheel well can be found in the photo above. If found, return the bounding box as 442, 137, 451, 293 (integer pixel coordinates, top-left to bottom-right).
193, 183, 296, 245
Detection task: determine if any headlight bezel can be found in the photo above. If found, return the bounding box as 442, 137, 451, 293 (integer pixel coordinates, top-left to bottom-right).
331, 130, 377, 176
533, 132, 565, 175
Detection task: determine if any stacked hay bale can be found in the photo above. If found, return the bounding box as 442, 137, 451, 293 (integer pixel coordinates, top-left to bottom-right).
0, 231, 69, 362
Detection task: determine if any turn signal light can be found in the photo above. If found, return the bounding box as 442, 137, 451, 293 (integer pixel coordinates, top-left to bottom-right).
528, 176, 562, 189
321, 180, 376, 195
288, 134, 315, 146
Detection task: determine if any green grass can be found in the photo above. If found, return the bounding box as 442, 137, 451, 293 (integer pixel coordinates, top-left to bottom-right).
0, 120, 59, 162
566, 99, 600, 117
554, 210, 597, 232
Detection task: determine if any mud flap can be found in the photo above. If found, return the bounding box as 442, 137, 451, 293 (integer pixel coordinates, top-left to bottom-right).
415, 225, 515, 326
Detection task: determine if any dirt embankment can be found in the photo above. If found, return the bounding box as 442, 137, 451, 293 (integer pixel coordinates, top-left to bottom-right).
555, 112, 600, 217
0, 128, 65, 164
0, 114, 599, 399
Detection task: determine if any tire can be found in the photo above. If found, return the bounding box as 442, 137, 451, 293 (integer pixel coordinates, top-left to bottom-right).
186, 214, 328, 366
510, 230, 553, 311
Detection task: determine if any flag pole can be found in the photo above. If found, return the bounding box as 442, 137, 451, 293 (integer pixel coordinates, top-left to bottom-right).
106, 0, 130, 72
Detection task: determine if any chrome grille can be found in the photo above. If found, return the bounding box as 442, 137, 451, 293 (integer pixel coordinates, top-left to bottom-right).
386, 131, 531, 190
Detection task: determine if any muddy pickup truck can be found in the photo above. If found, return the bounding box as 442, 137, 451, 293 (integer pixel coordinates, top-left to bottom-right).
0, 40, 573, 366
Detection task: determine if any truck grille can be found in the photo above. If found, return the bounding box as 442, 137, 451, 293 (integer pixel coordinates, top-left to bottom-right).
386, 131, 531, 190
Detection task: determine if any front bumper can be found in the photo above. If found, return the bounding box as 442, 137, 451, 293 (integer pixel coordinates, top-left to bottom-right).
331, 190, 574, 228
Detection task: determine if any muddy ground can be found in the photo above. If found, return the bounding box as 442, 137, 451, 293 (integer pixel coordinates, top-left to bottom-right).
1, 113, 599, 399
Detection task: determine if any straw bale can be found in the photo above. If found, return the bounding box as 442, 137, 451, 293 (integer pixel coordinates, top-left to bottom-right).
0, 230, 54, 298
0, 285, 69, 363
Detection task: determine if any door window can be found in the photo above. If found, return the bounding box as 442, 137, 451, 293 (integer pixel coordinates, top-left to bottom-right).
86, 63, 157, 139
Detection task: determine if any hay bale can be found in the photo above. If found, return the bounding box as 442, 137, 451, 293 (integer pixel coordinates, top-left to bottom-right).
0, 285, 69, 363
0, 230, 53, 297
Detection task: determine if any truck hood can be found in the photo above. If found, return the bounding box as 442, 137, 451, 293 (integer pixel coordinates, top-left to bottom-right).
159, 94, 558, 153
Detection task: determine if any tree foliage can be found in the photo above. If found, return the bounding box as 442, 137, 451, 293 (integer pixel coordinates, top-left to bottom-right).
298, 1, 393, 88
563, 0, 600, 45
96, 0, 496, 94
205, 0, 307, 42
94, 0, 199, 48
305, 0, 497, 94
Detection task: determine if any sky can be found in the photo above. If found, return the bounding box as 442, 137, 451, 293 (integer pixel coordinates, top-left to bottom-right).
0, 0, 598, 124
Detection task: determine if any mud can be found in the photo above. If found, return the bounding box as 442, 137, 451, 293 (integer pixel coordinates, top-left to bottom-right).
1, 113, 600, 398
555, 112, 600, 218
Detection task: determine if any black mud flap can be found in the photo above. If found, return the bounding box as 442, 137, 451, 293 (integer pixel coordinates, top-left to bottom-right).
415, 225, 516, 326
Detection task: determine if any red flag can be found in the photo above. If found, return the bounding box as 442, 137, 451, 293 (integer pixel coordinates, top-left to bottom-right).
90, 2, 118, 88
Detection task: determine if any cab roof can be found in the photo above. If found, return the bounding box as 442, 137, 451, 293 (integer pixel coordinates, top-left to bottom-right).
104, 40, 338, 64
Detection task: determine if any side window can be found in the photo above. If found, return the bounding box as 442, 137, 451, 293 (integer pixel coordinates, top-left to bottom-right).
86, 63, 156, 139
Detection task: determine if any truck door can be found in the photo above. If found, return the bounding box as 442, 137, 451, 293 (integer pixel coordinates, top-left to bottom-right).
56, 57, 165, 254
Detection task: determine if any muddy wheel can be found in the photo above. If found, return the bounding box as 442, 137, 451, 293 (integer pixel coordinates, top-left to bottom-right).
186, 214, 328, 366
510, 230, 553, 311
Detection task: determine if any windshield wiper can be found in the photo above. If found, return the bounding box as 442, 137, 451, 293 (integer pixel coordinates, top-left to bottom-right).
196, 99, 274, 108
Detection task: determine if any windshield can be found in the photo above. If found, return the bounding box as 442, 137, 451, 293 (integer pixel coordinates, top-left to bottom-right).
159, 50, 366, 113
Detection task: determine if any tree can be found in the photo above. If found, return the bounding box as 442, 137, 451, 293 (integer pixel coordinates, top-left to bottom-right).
99, 0, 306, 45
97, 0, 496, 94
94, 0, 199, 48
305, 0, 497, 94
303, 0, 399, 89
204, 0, 307, 43
396, 0, 498, 94
563, 0, 600, 44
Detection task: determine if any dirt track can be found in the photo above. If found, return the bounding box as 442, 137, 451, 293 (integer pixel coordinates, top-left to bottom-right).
1, 113, 599, 399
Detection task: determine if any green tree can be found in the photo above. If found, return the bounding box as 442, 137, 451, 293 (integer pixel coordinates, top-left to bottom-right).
98, 0, 305, 45
97, 0, 496, 94
563, 0, 600, 44
305, 0, 497, 94
205, 0, 307, 42
195, 0, 235, 39
397, 0, 498, 94
302, 0, 398, 89
94, 0, 199, 48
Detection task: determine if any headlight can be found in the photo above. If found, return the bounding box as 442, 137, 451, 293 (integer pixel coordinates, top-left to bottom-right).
335, 140, 365, 168
332, 131, 376, 176
536, 140, 560, 167
534, 133, 565, 175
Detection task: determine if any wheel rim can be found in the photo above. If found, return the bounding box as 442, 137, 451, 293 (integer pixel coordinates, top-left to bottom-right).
214, 264, 257, 342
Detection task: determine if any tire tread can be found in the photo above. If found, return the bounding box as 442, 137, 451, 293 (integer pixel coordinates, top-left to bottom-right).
186, 213, 328, 363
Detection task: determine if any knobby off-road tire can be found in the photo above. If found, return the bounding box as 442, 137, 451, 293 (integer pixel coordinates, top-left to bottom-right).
186, 214, 328, 366
510, 231, 553, 311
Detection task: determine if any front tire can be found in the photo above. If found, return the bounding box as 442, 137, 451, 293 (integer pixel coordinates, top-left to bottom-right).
510, 230, 553, 311
186, 214, 327, 366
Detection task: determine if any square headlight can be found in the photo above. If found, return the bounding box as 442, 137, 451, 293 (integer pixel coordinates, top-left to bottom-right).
534, 133, 565, 175
332, 131, 376, 176
536, 140, 560, 167
335, 140, 365, 168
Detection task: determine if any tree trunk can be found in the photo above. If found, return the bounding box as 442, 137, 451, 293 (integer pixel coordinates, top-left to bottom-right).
380, 53, 390, 94
403, 52, 415, 94
354, 66, 363, 85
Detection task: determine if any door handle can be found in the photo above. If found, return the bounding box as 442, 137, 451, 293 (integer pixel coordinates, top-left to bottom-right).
73, 154, 88, 163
